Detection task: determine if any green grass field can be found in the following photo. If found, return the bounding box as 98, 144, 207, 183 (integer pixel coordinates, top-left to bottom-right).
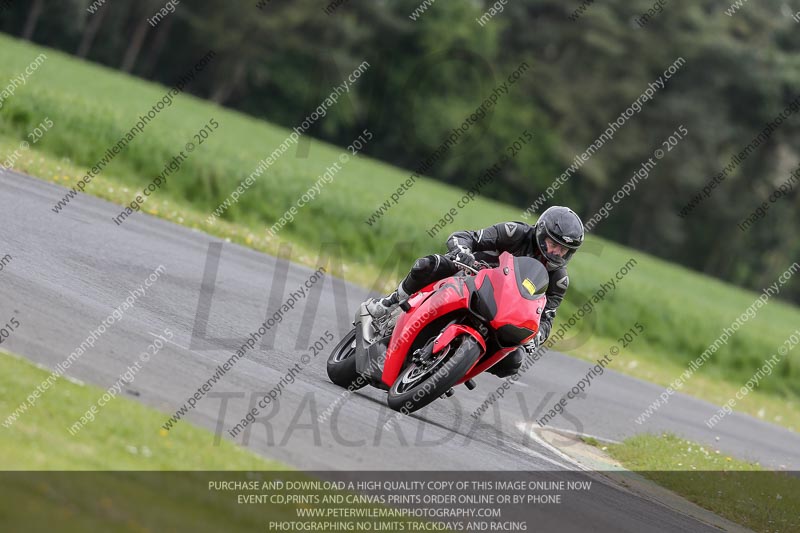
0, 351, 425, 531
597, 433, 800, 533
1, 33, 799, 429
0, 349, 289, 530
0, 350, 282, 470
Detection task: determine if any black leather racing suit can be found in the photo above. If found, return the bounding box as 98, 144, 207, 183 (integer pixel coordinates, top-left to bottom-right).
397, 221, 570, 377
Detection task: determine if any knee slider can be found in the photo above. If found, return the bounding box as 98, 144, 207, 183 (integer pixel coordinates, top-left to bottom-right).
507, 348, 524, 369
411, 255, 437, 274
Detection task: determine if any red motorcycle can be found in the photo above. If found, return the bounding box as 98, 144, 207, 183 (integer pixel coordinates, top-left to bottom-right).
326, 251, 549, 413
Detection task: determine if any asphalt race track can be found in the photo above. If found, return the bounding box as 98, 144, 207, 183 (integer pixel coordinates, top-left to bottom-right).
3, 169, 798, 531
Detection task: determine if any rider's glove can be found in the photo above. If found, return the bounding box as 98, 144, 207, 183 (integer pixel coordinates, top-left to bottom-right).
523, 332, 543, 354
445, 245, 475, 267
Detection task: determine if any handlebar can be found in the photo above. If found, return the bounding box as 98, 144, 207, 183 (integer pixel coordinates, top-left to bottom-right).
452, 260, 490, 275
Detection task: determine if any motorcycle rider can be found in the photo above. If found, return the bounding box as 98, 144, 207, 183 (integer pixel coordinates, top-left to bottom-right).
366, 205, 584, 378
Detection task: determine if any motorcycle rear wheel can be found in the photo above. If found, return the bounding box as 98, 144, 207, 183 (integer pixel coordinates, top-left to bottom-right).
387, 335, 481, 414
326, 328, 367, 390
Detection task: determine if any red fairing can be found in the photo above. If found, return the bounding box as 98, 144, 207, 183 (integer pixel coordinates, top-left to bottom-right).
432, 324, 486, 355
381, 252, 546, 387
461, 346, 517, 382
461, 253, 546, 381
480, 253, 544, 341
381, 277, 470, 387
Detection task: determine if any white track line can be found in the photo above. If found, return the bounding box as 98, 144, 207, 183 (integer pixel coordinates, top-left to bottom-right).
504, 439, 578, 471
515, 421, 591, 471
544, 426, 622, 445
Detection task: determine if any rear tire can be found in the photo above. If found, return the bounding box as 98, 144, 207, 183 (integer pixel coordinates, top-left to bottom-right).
387, 335, 482, 414
326, 328, 367, 390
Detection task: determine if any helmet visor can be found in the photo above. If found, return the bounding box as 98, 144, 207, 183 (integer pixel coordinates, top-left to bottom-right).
536, 225, 579, 268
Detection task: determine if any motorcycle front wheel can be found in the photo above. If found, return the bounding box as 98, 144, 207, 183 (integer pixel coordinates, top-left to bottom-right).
387, 335, 482, 414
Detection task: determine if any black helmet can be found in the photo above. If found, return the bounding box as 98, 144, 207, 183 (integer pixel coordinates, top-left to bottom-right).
534, 206, 584, 270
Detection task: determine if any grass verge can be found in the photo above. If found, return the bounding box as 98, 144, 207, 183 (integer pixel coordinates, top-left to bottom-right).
0, 351, 429, 531
599, 433, 800, 533
0, 348, 292, 530
0, 349, 283, 470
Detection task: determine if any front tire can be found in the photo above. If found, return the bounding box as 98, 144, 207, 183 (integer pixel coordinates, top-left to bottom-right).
387, 335, 482, 414
326, 328, 367, 389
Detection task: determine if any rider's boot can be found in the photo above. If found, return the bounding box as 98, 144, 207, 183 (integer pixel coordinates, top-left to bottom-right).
486, 347, 524, 378
366, 282, 409, 319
